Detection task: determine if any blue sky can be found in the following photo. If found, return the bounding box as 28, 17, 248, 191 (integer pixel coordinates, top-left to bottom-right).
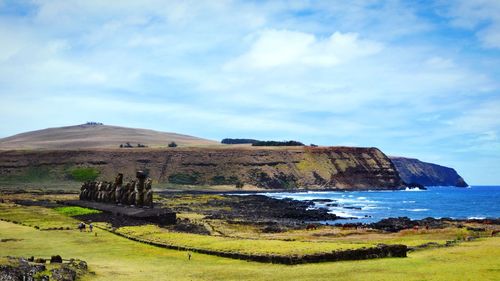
0, 1, 499, 184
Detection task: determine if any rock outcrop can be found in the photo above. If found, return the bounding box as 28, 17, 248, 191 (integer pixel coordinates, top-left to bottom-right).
389, 157, 468, 187
0, 146, 405, 190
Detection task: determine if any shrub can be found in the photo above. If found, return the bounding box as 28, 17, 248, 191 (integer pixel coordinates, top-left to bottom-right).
168, 173, 199, 185
211, 176, 240, 185
252, 140, 304, 146
23, 166, 53, 181
168, 142, 178, 147
221, 138, 259, 144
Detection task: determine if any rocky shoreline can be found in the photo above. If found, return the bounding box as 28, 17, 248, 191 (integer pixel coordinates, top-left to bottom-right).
8, 191, 500, 236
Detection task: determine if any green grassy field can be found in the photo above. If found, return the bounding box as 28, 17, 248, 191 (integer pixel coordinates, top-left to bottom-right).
115, 224, 372, 255
1, 220, 499, 281
54, 206, 102, 217
1, 193, 499, 280
0, 203, 77, 230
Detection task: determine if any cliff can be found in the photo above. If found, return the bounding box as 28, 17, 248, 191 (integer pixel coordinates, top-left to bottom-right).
389, 157, 468, 187
0, 147, 405, 190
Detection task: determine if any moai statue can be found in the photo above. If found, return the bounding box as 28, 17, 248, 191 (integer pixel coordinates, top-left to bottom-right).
97, 182, 103, 202
100, 182, 107, 202
79, 182, 86, 200
108, 182, 116, 203
87, 182, 92, 200
135, 171, 147, 207
111, 173, 123, 203
91, 182, 99, 201
121, 182, 131, 205
144, 178, 153, 208
115, 174, 124, 204
82, 182, 90, 201
128, 180, 137, 206
116, 184, 123, 204
103, 182, 110, 203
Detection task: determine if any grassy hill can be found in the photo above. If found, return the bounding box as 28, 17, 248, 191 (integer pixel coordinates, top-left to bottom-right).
0, 124, 219, 150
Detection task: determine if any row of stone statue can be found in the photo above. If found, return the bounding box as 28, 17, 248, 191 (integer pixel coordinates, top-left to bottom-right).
79, 172, 153, 208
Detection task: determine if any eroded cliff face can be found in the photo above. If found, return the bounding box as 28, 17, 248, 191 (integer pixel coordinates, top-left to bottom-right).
389, 157, 468, 187
0, 147, 405, 190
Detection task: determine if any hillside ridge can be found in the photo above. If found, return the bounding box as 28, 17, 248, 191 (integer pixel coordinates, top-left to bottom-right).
389, 156, 468, 187
0, 124, 219, 150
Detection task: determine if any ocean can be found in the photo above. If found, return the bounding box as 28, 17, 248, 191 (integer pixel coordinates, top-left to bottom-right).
261, 186, 500, 224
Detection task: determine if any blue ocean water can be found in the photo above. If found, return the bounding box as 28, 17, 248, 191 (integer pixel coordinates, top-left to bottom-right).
261, 186, 500, 224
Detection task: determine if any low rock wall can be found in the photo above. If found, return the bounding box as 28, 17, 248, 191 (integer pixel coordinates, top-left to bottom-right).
107, 227, 407, 264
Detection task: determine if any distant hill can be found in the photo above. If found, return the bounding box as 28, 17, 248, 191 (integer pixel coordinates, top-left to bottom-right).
0, 124, 219, 150
389, 157, 468, 187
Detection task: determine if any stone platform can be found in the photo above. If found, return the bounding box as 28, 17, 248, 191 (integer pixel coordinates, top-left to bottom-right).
64, 200, 176, 225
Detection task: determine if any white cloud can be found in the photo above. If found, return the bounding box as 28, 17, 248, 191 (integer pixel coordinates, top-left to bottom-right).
425, 56, 455, 69
451, 100, 500, 133
444, 0, 500, 49
225, 30, 382, 69
478, 24, 500, 48
0, 0, 499, 184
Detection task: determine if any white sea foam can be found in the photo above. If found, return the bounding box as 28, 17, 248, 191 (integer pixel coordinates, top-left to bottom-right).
328, 210, 361, 219
401, 208, 429, 212
362, 206, 388, 210
405, 187, 424, 192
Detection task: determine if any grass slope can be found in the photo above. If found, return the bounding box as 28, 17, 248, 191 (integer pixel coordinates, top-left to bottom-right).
115, 224, 371, 256
0, 124, 219, 149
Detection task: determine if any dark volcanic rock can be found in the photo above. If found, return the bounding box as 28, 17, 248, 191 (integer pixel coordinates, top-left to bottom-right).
0, 257, 87, 281
406, 182, 426, 190
172, 219, 210, 235
370, 217, 418, 232
51, 266, 77, 281
309, 199, 334, 203
202, 195, 337, 222
50, 255, 63, 263
369, 217, 452, 232
0, 258, 47, 281
390, 156, 468, 187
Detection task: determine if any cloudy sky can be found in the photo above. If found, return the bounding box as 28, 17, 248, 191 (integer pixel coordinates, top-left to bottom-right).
1, 0, 499, 184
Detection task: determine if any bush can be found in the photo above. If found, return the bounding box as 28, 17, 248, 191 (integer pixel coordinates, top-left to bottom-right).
168, 173, 199, 185
23, 166, 53, 181
252, 140, 304, 146
211, 176, 240, 185
168, 142, 178, 147
221, 138, 259, 144
69, 167, 100, 182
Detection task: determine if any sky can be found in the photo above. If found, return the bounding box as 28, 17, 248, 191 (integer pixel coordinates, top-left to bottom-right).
0, 0, 499, 184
